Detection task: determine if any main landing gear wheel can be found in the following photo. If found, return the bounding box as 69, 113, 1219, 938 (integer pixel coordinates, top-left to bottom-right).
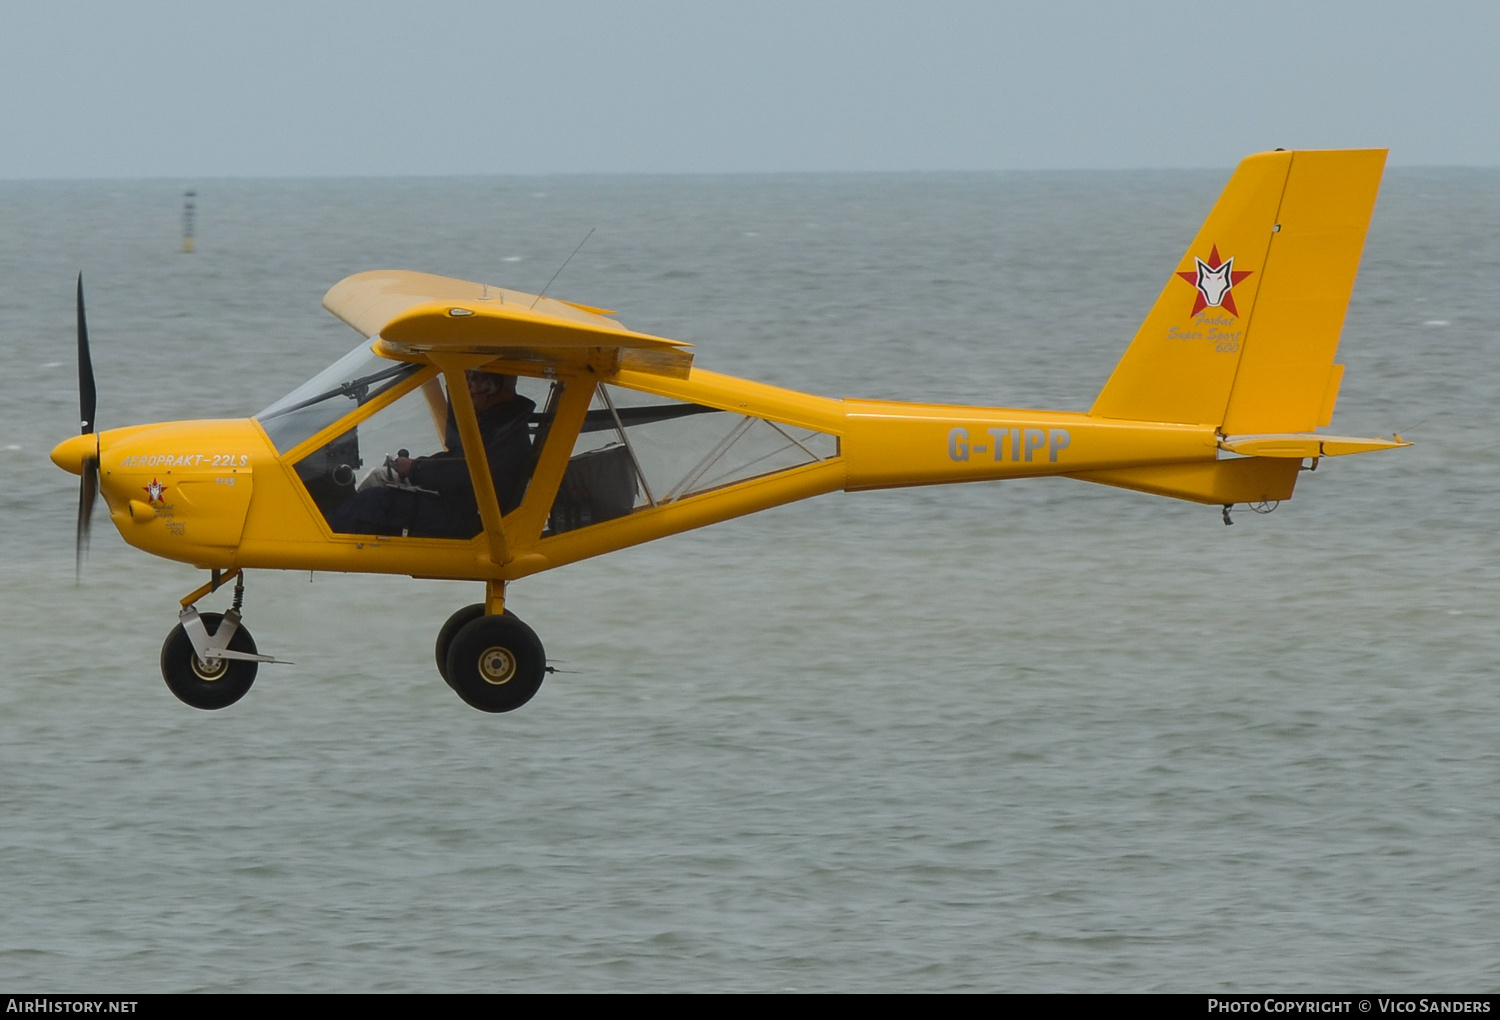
435, 605, 516, 683
445, 613, 546, 713
435, 604, 486, 682
160, 612, 258, 710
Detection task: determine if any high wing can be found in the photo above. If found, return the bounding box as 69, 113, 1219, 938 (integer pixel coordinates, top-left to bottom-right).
323, 270, 694, 378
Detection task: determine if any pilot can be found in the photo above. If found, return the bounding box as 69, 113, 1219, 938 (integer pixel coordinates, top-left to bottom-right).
328, 370, 535, 538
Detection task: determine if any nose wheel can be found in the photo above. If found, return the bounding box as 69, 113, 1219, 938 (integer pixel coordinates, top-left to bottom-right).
442, 611, 546, 713
162, 570, 282, 710
161, 611, 259, 710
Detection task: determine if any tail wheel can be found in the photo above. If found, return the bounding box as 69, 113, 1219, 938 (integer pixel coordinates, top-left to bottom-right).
160, 612, 258, 710
445, 613, 546, 713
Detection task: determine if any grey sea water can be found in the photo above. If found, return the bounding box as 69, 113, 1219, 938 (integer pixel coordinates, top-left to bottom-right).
0, 168, 1497, 992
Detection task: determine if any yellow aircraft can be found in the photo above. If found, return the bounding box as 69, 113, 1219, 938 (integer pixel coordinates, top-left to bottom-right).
50, 148, 1407, 713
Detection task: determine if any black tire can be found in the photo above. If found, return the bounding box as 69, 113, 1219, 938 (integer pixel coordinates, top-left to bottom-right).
435, 605, 516, 683
435, 603, 486, 681
160, 613, 258, 710
445, 613, 546, 713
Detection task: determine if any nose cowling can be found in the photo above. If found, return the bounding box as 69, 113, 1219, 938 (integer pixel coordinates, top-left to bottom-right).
87, 419, 263, 563
51, 433, 97, 475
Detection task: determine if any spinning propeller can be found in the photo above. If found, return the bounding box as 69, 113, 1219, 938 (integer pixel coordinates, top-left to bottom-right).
74, 274, 99, 581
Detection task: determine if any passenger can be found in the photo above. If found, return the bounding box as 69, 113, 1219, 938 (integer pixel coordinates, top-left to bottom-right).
328, 371, 535, 538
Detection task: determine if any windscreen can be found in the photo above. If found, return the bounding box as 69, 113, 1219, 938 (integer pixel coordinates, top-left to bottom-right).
256, 342, 422, 453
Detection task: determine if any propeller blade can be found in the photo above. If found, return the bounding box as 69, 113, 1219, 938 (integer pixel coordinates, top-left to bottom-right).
75, 274, 100, 582
77, 274, 96, 435
76, 454, 97, 583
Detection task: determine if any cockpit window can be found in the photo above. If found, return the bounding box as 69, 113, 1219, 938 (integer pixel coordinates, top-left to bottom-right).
294, 372, 561, 540
255, 341, 421, 453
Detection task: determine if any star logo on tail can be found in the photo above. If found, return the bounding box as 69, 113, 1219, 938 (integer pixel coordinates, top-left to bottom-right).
1177, 245, 1253, 317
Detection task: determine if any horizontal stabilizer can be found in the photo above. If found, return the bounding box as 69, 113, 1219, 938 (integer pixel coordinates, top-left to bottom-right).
1218, 433, 1409, 458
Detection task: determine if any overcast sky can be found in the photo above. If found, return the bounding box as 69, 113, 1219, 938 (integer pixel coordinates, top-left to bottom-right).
3, 1, 1496, 178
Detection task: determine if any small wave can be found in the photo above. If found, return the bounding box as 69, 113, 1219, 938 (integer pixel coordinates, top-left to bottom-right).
1422, 319, 1450, 326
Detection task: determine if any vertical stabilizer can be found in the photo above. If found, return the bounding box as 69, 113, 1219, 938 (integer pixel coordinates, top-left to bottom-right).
1090, 149, 1385, 430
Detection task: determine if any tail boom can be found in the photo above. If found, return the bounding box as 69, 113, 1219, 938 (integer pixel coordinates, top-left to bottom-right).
841, 402, 1218, 491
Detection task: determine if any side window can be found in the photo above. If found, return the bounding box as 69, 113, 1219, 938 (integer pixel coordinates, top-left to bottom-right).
295, 371, 560, 539
546, 384, 838, 535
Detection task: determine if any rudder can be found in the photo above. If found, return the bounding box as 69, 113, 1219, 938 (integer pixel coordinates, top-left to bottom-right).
1220, 149, 1385, 433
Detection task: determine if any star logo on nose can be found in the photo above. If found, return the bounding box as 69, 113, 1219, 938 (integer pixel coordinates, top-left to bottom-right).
143, 478, 168, 504
1177, 245, 1253, 317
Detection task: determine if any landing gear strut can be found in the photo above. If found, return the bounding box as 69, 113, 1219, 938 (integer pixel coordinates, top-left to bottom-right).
161, 570, 278, 710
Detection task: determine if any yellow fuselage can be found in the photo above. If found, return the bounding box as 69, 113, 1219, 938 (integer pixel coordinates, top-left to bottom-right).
52, 361, 1268, 585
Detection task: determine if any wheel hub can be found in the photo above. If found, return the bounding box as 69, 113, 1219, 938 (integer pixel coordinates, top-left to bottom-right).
190, 655, 229, 682
478, 646, 517, 686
